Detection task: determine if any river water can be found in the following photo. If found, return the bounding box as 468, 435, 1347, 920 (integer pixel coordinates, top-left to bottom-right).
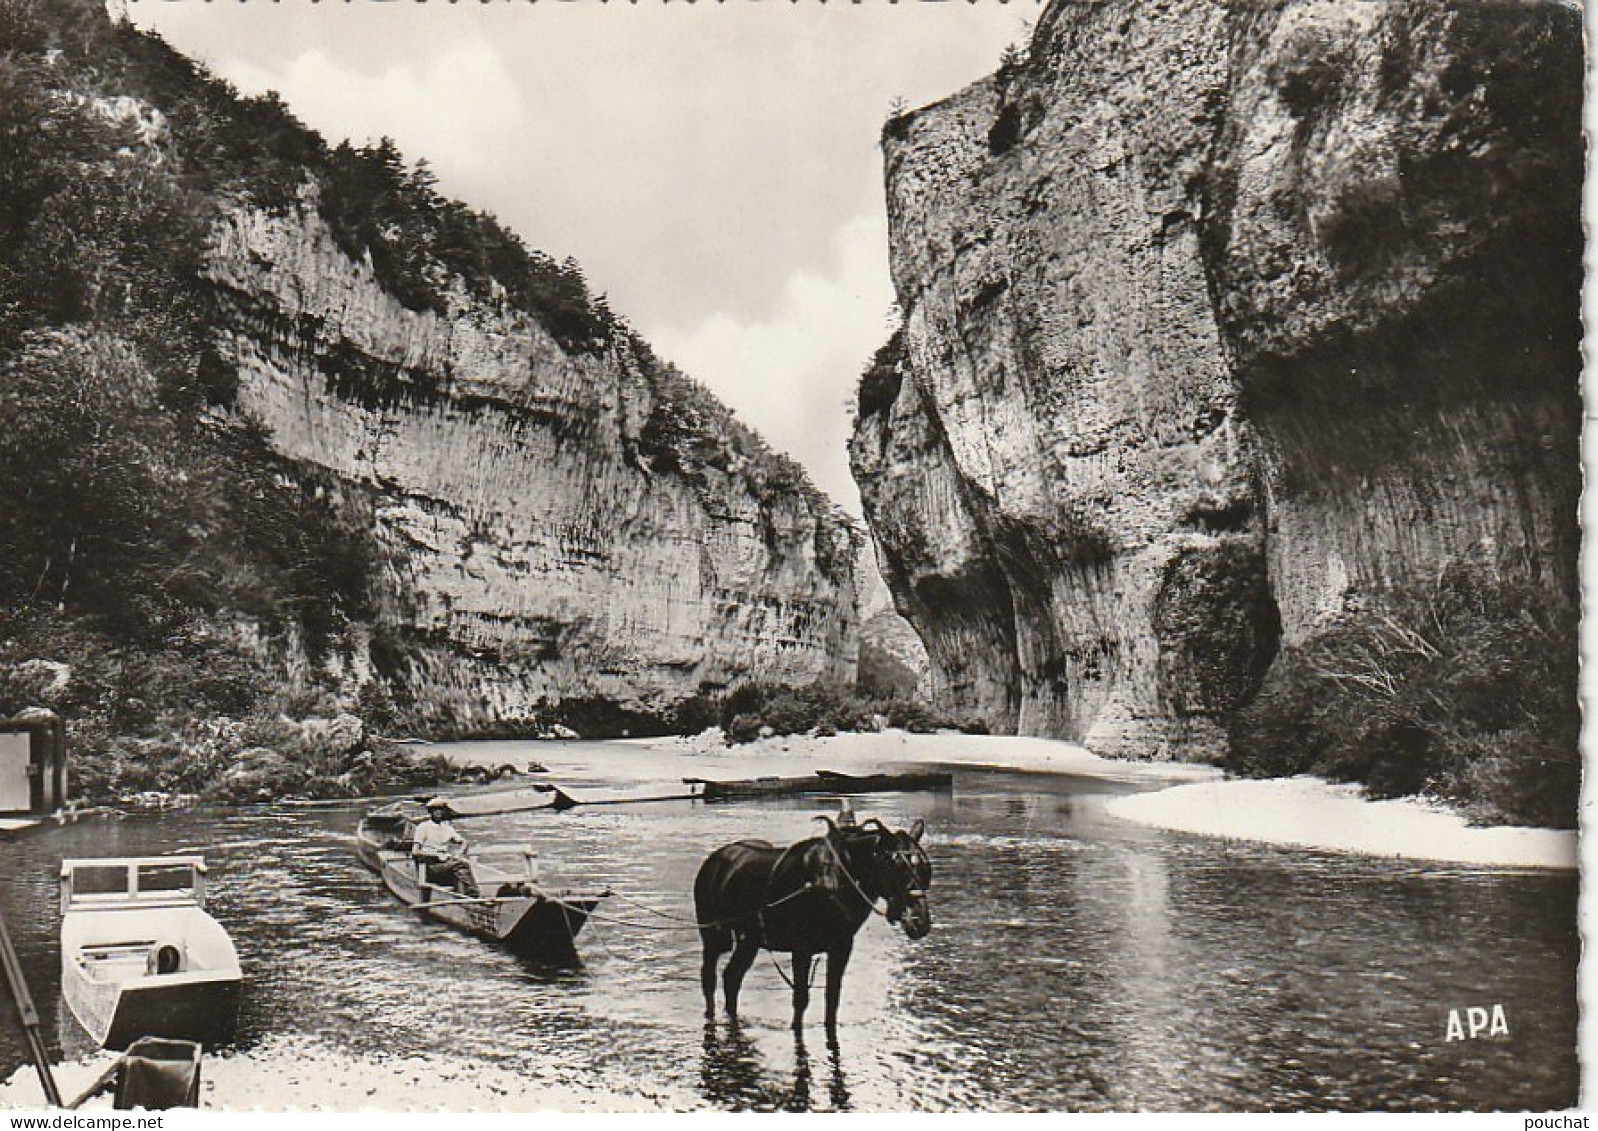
0, 739, 1578, 1111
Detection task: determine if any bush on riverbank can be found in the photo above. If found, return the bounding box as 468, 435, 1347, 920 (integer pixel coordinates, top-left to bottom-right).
0, 610, 454, 805
66, 710, 453, 805
1227, 563, 1579, 828
692, 681, 987, 746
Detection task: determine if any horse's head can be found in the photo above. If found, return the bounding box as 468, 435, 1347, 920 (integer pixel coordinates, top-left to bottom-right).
826, 816, 932, 940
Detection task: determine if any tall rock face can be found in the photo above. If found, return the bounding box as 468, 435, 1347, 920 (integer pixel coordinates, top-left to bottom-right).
0, 2, 856, 738
203, 204, 856, 730
854, 544, 932, 698
852, 0, 1581, 759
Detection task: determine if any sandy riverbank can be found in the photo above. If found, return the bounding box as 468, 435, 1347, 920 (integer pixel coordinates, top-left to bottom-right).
619, 730, 1577, 870
1104, 775, 1578, 870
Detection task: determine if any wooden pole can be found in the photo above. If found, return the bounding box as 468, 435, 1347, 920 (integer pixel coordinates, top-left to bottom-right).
0, 908, 61, 1107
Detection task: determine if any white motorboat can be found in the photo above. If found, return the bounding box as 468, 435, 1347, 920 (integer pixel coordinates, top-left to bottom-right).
59, 856, 242, 1050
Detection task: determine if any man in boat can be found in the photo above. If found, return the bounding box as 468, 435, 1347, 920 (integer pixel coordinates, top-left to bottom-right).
412, 799, 480, 898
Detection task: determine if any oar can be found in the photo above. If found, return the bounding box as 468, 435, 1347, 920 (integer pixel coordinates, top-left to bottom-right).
555, 790, 698, 808
413, 784, 578, 817
0, 909, 61, 1107
417, 889, 610, 911
414, 893, 535, 910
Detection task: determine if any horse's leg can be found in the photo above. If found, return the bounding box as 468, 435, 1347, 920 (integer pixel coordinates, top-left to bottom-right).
790, 951, 813, 1031
700, 927, 731, 1018
823, 940, 853, 1036
722, 931, 760, 1019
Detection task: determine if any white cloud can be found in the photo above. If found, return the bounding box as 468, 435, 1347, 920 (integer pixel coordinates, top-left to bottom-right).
646, 212, 898, 516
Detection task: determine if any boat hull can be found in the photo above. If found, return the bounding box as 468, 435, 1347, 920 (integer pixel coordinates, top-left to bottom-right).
691, 770, 954, 801
59, 860, 243, 1053
355, 822, 602, 963
63, 947, 243, 1052
95, 978, 242, 1052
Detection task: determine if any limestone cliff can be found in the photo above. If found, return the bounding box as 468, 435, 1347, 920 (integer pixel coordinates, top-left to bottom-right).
201, 202, 856, 731
854, 546, 931, 698
0, 2, 856, 740
852, 0, 1581, 760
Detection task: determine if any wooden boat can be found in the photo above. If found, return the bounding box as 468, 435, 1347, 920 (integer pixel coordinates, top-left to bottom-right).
356, 805, 607, 963
59, 857, 242, 1051
408, 783, 697, 816
683, 769, 954, 801
413, 784, 575, 817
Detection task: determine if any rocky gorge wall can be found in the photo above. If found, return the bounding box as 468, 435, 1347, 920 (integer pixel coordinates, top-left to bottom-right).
851, 0, 1581, 759
205, 203, 857, 731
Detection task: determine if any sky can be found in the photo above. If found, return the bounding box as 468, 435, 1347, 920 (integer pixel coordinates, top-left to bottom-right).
127, 0, 1037, 514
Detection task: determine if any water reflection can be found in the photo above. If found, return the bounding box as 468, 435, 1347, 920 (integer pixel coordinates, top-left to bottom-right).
1101, 849, 1208, 1108
697, 1021, 850, 1113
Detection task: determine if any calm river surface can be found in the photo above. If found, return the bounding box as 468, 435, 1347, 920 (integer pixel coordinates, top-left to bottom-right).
0, 739, 1578, 1111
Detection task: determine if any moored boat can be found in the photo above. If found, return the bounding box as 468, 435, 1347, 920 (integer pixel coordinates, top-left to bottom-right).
356, 804, 607, 963
683, 769, 954, 801
415, 784, 575, 817
59, 856, 242, 1051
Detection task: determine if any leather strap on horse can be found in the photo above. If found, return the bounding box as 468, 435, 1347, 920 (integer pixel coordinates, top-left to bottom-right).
755, 909, 822, 991
821, 829, 890, 919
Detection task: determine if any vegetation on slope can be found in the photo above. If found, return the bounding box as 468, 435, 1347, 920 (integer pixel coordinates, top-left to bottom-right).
0, 0, 853, 800
673, 681, 986, 746
1227, 562, 1579, 829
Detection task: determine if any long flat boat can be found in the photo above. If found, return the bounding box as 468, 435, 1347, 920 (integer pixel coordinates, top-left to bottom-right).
683, 769, 954, 801
59, 856, 242, 1051
420, 784, 575, 817
356, 804, 606, 963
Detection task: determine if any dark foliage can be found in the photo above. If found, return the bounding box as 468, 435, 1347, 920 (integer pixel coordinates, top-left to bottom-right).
220, 429, 378, 661
857, 637, 921, 700
1228, 563, 1579, 828
437, 699, 678, 742
1152, 541, 1280, 717
319, 140, 443, 314
672, 692, 725, 737
538, 697, 678, 741
0, 8, 395, 793
882, 113, 912, 144
707, 681, 979, 745
0, 15, 383, 655
857, 329, 907, 423
314, 138, 621, 353
988, 103, 1023, 156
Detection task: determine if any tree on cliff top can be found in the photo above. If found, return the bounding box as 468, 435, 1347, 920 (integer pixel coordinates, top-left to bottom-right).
0, 0, 858, 768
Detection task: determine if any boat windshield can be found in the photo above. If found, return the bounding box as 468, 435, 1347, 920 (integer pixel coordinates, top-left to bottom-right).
61, 857, 206, 911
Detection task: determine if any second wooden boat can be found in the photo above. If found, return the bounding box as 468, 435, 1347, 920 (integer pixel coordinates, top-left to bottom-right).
683, 769, 954, 801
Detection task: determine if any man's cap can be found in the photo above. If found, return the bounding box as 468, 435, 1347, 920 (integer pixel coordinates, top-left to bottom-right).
426, 797, 452, 811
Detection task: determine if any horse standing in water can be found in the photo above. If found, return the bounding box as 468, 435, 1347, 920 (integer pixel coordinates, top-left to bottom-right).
694, 817, 932, 1032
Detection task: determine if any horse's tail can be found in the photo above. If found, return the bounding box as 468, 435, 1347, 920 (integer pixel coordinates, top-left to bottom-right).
694, 852, 734, 952
694, 874, 729, 946
698, 921, 733, 953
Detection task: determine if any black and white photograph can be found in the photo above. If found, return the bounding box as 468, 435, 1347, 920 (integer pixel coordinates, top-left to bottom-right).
0, 0, 1584, 1114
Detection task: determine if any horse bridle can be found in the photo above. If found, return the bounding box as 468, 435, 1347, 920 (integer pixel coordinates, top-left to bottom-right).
821, 818, 930, 915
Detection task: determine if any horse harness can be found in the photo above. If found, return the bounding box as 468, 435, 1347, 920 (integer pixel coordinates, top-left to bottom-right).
753, 828, 928, 991
749, 837, 856, 993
